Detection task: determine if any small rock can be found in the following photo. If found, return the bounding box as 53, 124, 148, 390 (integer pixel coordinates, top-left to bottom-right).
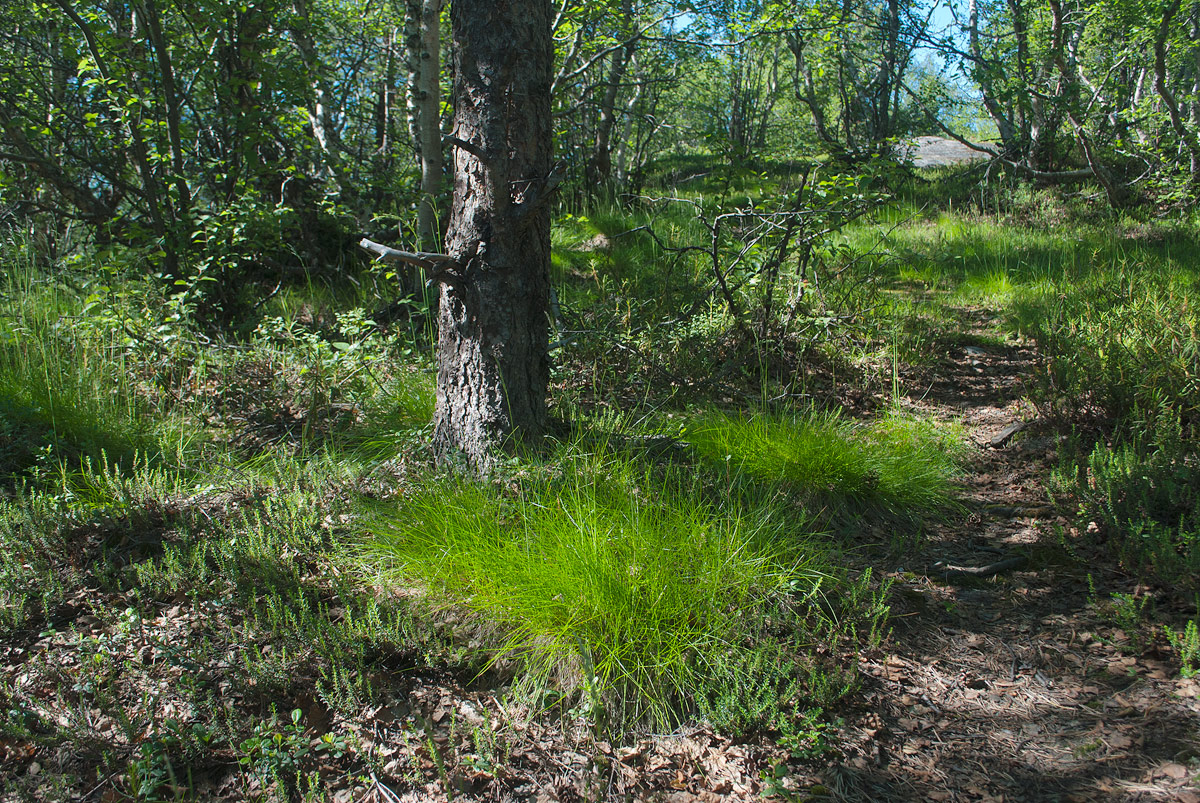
989, 422, 1027, 448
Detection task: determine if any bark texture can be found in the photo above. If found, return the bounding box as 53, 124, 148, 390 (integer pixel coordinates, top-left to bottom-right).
435, 0, 553, 469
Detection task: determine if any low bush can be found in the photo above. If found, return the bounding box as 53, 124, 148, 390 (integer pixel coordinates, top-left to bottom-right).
1012, 272, 1200, 432
1054, 418, 1200, 591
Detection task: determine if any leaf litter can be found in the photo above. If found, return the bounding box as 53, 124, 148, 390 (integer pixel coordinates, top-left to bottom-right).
3, 306, 1200, 802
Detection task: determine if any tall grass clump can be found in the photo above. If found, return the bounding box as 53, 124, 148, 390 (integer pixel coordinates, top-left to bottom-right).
367, 446, 833, 728
685, 409, 965, 524
0, 242, 165, 477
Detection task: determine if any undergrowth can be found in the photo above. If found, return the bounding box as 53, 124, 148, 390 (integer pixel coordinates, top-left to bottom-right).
11, 164, 1200, 798
366, 442, 869, 732
857, 205, 1200, 595
686, 409, 966, 525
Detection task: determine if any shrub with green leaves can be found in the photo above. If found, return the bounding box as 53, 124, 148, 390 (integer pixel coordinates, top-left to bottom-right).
1054, 419, 1200, 591
1012, 272, 1200, 431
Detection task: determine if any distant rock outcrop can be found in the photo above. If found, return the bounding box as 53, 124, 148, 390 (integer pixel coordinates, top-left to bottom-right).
898, 135, 994, 168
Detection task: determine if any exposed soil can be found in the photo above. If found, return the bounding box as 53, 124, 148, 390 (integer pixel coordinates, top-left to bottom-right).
823, 307, 1200, 802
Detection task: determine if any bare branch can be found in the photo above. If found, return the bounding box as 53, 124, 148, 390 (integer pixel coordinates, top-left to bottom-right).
358, 237, 458, 270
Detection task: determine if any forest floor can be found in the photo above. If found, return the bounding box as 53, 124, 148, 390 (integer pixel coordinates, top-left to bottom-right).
308, 305, 1200, 802
5, 223, 1200, 803
815, 306, 1200, 802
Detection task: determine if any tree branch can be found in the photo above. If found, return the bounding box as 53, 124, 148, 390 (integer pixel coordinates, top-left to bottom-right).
358, 237, 458, 270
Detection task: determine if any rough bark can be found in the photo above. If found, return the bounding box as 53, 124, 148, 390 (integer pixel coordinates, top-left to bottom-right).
435, 0, 553, 470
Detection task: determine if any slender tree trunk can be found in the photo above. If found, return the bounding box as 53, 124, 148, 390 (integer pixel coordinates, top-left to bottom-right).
1155, 0, 1200, 180
413, 0, 443, 250
290, 0, 348, 193
52, 0, 179, 278
968, 0, 1018, 152
1048, 0, 1128, 205
373, 28, 397, 205
435, 0, 553, 469
587, 42, 635, 188
137, 0, 191, 220
788, 33, 837, 149
613, 54, 642, 186
876, 0, 902, 140
587, 0, 636, 190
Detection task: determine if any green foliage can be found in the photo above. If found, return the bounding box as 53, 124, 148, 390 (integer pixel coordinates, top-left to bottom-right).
367, 443, 853, 729
0, 244, 163, 478
1012, 270, 1200, 430
1164, 618, 1200, 678
238, 707, 311, 787
1053, 420, 1200, 590
686, 409, 965, 524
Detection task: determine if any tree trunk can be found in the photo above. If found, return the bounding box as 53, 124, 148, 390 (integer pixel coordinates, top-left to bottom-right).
613, 54, 642, 186
1155, 0, 1200, 181
968, 0, 1018, 153
587, 0, 636, 190
788, 33, 838, 151
412, 0, 443, 250
587, 41, 635, 189
435, 0, 553, 470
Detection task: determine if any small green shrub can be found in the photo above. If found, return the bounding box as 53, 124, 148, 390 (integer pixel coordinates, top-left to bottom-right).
238, 707, 312, 791
1054, 421, 1200, 590
1012, 269, 1200, 432
1165, 619, 1200, 678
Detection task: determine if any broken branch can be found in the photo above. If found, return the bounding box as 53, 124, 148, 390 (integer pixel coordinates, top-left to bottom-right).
358, 238, 458, 271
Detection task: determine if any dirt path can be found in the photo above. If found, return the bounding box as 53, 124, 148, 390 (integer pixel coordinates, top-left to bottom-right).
828, 309, 1200, 802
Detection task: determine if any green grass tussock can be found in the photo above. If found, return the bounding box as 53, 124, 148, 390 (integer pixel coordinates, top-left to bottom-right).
368, 446, 833, 728
686, 409, 965, 523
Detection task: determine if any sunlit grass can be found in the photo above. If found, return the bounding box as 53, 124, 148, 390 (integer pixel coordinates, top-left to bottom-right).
0, 245, 176, 477
686, 409, 966, 523
367, 445, 831, 727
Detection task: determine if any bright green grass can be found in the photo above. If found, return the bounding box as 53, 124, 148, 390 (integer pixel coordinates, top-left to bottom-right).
686, 409, 966, 522
0, 248, 170, 476
367, 446, 830, 727
839, 212, 1200, 424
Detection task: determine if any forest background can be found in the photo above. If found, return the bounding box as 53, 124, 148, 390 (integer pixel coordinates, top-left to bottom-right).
3, 0, 1200, 800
